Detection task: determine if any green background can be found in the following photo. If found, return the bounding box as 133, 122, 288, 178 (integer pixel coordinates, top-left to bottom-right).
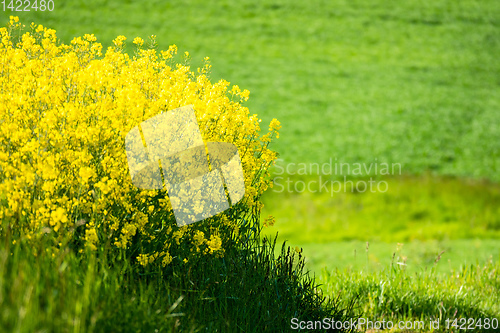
2, 0, 500, 274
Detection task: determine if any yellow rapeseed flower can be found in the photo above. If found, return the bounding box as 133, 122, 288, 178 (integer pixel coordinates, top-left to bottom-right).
207, 235, 222, 253
0, 18, 280, 266
133, 37, 144, 47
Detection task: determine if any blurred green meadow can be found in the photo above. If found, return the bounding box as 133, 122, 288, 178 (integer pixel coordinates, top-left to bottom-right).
6, 0, 500, 181
4, 0, 499, 285
6, 1, 499, 177
262, 174, 500, 274
2, 0, 500, 329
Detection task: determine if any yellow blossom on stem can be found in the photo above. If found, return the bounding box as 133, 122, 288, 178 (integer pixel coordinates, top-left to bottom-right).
0, 18, 280, 265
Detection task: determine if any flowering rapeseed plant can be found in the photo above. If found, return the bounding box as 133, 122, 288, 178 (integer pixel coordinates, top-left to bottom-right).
0, 18, 281, 265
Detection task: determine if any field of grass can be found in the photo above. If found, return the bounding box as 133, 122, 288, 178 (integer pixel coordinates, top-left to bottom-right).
1, 0, 500, 331
1, 233, 355, 332
261, 173, 500, 329
263, 175, 500, 243
262, 174, 500, 274
5, 0, 500, 180
321, 259, 500, 332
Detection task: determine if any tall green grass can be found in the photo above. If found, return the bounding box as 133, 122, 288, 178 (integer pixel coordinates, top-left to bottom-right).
0, 233, 358, 332
321, 255, 500, 332
1, 0, 499, 330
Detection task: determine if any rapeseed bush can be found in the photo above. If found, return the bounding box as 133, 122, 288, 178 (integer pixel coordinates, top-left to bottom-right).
0, 17, 281, 265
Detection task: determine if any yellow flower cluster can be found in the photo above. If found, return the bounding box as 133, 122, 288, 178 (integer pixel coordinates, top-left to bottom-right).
263, 215, 276, 228
0, 18, 280, 263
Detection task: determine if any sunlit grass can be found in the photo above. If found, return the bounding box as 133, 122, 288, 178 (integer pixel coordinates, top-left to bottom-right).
1, 0, 499, 330
8, 0, 500, 182
262, 174, 500, 275
321, 258, 500, 332
263, 174, 500, 245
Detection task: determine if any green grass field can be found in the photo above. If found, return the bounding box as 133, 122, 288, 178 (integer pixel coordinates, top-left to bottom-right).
262, 174, 500, 274
5, 0, 500, 180
1, 0, 500, 331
